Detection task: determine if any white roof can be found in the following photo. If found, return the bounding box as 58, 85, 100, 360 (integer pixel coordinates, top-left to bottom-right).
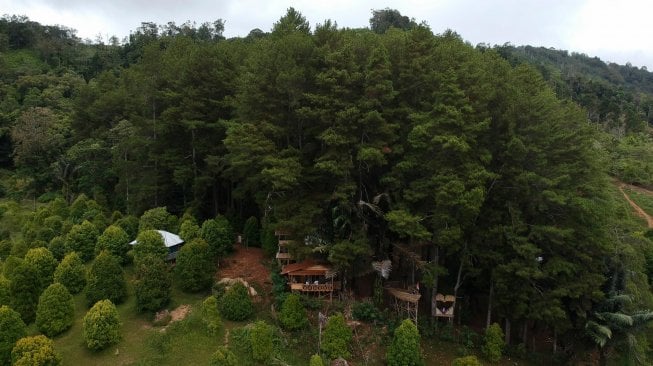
129, 230, 184, 248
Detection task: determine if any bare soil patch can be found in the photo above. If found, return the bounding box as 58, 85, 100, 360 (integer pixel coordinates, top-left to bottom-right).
217, 245, 271, 294
618, 183, 653, 228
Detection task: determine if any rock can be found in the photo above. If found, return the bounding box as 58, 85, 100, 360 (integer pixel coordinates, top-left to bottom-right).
249, 287, 258, 296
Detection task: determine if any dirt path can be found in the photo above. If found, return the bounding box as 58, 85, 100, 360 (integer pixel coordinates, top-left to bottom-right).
618, 183, 653, 228
217, 245, 271, 293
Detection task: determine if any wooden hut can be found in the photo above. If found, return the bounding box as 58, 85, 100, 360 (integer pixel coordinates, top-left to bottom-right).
281, 260, 340, 294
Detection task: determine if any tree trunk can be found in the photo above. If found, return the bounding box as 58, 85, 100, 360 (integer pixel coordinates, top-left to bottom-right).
431, 246, 439, 317
505, 318, 511, 345
486, 277, 494, 330
522, 321, 528, 347
553, 328, 557, 353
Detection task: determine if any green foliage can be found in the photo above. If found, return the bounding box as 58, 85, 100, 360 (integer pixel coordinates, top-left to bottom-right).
452, 355, 482, 366
482, 323, 505, 363
352, 300, 382, 322
0, 277, 9, 307
209, 345, 238, 366
201, 296, 221, 335
47, 236, 67, 261
114, 215, 139, 239
35, 283, 74, 337
260, 226, 278, 257
139, 207, 178, 232
179, 219, 200, 242
11, 335, 61, 366
174, 239, 214, 292
65, 220, 98, 262
24, 247, 58, 292
82, 299, 121, 351
96, 225, 130, 264
84, 251, 127, 306
0, 239, 12, 259
9, 261, 40, 323
0, 305, 26, 366
309, 354, 325, 366
200, 216, 233, 258
250, 320, 273, 362
134, 255, 171, 312
243, 216, 260, 247
279, 293, 307, 330
218, 282, 253, 321
386, 319, 423, 366
132, 229, 167, 264
321, 313, 352, 360
53, 251, 86, 294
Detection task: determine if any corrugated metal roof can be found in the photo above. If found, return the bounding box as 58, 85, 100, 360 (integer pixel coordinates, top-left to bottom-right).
129, 230, 184, 248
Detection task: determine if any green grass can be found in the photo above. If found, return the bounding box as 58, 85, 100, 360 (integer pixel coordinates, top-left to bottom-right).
625, 188, 653, 216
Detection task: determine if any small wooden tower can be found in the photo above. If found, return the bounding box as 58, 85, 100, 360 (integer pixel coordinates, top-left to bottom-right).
275, 230, 294, 266
386, 286, 421, 324
433, 293, 456, 323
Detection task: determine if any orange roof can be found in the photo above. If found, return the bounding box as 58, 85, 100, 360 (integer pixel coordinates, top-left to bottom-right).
281, 260, 332, 276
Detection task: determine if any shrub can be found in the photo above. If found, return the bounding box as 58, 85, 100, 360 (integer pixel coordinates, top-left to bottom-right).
200, 217, 233, 258
132, 230, 167, 264
0, 239, 11, 259
279, 293, 308, 330
115, 215, 139, 239
175, 239, 214, 292
47, 236, 67, 261
9, 262, 40, 323
387, 319, 423, 366
0, 277, 10, 307
65, 220, 98, 262
134, 255, 171, 312
96, 225, 130, 264
243, 216, 260, 247
201, 296, 222, 335
53, 252, 86, 294
24, 247, 58, 292
352, 300, 381, 322
310, 354, 325, 366
85, 251, 127, 306
482, 323, 505, 363
36, 283, 74, 337
250, 320, 273, 362
139, 207, 178, 232
209, 345, 238, 366
11, 334, 61, 365
219, 282, 253, 321
0, 305, 26, 365
452, 355, 482, 366
83, 299, 121, 351
321, 313, 352, 359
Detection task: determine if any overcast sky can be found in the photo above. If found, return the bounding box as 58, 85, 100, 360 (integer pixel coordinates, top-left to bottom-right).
2, 0, 652, 69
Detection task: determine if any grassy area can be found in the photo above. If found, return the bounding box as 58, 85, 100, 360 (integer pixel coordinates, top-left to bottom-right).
625, 187, 653, 216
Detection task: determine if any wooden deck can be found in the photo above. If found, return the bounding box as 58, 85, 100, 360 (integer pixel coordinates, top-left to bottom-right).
290, 282, 341, 292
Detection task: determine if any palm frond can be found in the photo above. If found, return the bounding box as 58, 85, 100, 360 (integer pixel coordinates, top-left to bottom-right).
585, 320, 612, 348
372, 259, 392, 279
599, 312, 634, 328
631, 310, 653, 327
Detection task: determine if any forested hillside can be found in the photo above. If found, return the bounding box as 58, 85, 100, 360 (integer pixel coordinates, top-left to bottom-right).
1, 8, 653, 365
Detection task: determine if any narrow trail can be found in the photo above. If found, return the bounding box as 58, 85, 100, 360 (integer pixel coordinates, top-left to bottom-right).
617, 183, 653, 228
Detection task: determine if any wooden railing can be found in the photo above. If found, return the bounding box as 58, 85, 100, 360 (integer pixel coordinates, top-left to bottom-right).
290, 282, 340, 292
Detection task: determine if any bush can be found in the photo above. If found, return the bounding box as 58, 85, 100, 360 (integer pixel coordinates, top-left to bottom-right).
115, 215, 139, 239
452, 355, 482, 366
482, 323, 505, 363
175, 239, 214, 292
139, 207, 178, 232
83, 299, 121, 351
85, 251, 127, 306
200, 217, 233, 258
219, 282, 253, 321
0, 305, 26, 365
9, 262, 40, 323
310, 354, 325, 366
65, 220, 99, 262
11, 334, 61, 365
201, 296, 221, 335
250, 320, 273, 362
0, 239, 11, 259
36, 283, 74, 337
321, 313, 352, 360
387, 319, 423, 366
352, 300, 381, 322
279, 293, 308, 330
209, 345, 238, 366
53, 252, 86, 294
24, 247, 58, 292
243, 216, 260, 247
132, 230, 168, 264
179, 219, 200, 242
96, 225, 130, 264
134, 255, 171, 312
